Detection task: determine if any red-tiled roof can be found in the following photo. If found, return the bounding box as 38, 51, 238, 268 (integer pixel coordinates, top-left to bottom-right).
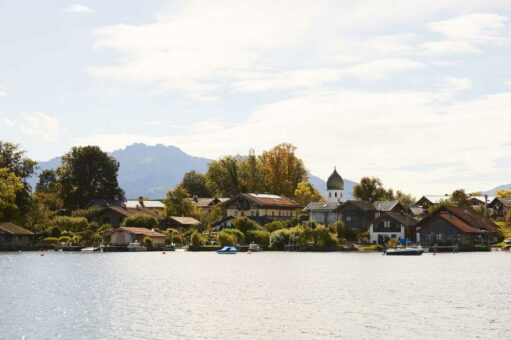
0, 222, 33, 236
111, 227, 165, 238
439, 214, 482, 233
224, 193, 301, 209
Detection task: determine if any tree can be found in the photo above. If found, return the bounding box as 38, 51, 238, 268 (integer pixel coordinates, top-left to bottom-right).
395, 190, 415, 209
246, 230, 270, 247
450, 189, 470, 208
181, 171, 211, 197
57, 146, 124, 209
190, 230, 202, 247
206, 155, 242, 197
36, 169, 59, 193
232, 216, 260, 235
0, 168, 23, 221
143, 236, 154, 249
496, 190, 511, 198
260, 143, 307, 197
352, 177, 392, 201
238, 149, 266, 193
50, 216, 89, 233
164, 184, 195, 217
265, 220, 285, 232
123, 213, 159, 228
0, 142, 37, 216
294, 181, 323, 206
217, 228, 244, 246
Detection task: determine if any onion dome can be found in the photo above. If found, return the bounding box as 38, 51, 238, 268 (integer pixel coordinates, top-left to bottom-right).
326, 168, 344, 190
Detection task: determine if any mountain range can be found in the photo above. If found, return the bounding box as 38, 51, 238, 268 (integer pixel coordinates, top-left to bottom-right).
30, 143, 356, 200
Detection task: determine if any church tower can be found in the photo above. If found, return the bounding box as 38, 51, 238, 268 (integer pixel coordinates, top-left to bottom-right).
326, 167, 344, 203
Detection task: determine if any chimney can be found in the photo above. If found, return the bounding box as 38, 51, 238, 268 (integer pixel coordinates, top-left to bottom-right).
138, 196, 144, 207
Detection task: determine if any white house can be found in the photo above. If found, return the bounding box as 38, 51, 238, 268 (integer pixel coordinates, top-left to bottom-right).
369, 212, 418, 244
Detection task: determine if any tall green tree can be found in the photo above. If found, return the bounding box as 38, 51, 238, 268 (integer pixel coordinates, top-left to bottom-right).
164, 184, 195, 217
260, 143, 307, 198
294, 180, 323, 206
206, 155, 242, 197
238, 149, 266, 193
0, 142, 37, 216
395, 190, 415, 209
449, 189, 470, 208
0, 168, 23, 221
181, 170, 211, 197
353, 177, 392, 201
57, 146, 124, 209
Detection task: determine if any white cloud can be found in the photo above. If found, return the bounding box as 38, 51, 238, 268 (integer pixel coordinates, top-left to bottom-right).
0, 89, 6, 97
62, 4, 94, 13
20, 112, 61, 142
434, 76, 472, 101
420, 40, 480, 54
1, 116, 15, 127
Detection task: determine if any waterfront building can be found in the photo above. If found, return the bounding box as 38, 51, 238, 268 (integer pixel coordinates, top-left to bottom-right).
369, 212, 418, 244
109, 227, 166, 247
0, 222, 33, 249
416, 206, 499, 248
162, 216, 200, 229
222, 193, 301, 222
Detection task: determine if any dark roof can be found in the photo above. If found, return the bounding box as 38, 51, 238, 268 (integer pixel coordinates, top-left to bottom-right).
374, 212, 418, 226
416, 205, 499, 234
186, 197, 222, 208
98, 206, 163, 220
303, 201, 341, 212
373, 200, 401, 212
326, 168, 344, 190
0, 222, 33, 236
223, 193, 301, 209
489, 197, 511, 208
339, 200, 376, 211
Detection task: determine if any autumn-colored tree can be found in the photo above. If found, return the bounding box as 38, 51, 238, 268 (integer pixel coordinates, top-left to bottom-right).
496, 190, 511, 198
294, 181, 323, 206
260, 143, 307, 198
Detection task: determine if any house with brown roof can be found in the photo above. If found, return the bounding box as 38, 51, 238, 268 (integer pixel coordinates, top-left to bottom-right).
186, 197, 227, 215
109, 227, 166, 247
92, 205, 163, 227
369, 212, 418, 244
0, 222, 34, 249
162, 216, 200, 229
222, 193, 301, 222
416, 206, 500, 248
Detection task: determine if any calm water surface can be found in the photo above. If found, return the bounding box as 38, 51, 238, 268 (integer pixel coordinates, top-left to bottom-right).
1, 251, 510, 339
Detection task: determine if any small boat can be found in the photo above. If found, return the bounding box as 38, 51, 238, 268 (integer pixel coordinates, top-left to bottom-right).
217, 246, 238, 254
81, 247, 99, 253
248, 243, 260, 252
385, 247, 424, 256
127, 241, 147, 252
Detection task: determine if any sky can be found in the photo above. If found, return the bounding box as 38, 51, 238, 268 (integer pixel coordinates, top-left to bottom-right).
1, 0, 511, 196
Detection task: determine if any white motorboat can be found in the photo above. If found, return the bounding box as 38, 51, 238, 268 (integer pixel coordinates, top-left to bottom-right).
385, 247, 425, 256
127, 241, 147, 252
248, 243, 260, 252
80, 247, 99, 253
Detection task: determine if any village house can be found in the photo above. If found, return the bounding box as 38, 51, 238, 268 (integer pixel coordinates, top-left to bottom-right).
186, 197, 227, 215
89, 196, 165, 211
212, 216, 236, 231
415, 195, 450, 211
416, 206, 499, 248
489, 197, 511, 220
162, 216, 200, 229
109, 227, 166, 247
369, 212, 418, 244
222, 193, 301, 223
303, 168, 344, 225
92, 205, 163, 227
0, 222, 34, 249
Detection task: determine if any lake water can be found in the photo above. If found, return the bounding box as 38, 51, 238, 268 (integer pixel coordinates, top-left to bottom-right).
1, 251, 510, 339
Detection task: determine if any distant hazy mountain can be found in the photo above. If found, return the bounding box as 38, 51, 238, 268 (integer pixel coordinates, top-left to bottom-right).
483, 183, 511, 197
31, 143, 355, 200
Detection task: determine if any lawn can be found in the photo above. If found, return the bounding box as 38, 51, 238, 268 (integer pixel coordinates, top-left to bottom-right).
495, 221, 511, 239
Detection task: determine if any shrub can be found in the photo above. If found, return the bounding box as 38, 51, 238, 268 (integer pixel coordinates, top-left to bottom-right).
51, 216, 89, 233
43, 237, 59, 245
217, 228, 245, 246
58, 236, 71, 244
48, 226, 61, 238
232, 216, 260, 234
71, 207, 100, 220
269, 228, 292, 250
191, 231, 202, 247
313, 225, 338, 249
143, 236, 154, 249
123, 213, 158, 228
246, 230, 270, 247
265, 220, 285, 232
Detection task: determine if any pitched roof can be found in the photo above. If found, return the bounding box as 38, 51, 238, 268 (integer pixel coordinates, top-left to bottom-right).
384, 212, 418, 226
167, 216, 200, 225
99, 206, 163, 220
339, 200, 376, 211
125, 200, 165, 209
224, 193, 301, 209
111, 227, 165, 238
302, 201, 341, 212
490, 197, 511, 208
373, 200, 401, 212
416, 195, 451, 205
416, 205, 499, 234
0, 222, 33, 236
186, 197, 221, 208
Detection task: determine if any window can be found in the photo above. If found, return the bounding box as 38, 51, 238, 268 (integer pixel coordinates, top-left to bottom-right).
329, 192, 332, 197
102, 217, 110, 224
346, 216, 352, 222
436, 234, 443, 241
335, 192, 338, 197
384, 220, 390, 228
272, 211, 275, 216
